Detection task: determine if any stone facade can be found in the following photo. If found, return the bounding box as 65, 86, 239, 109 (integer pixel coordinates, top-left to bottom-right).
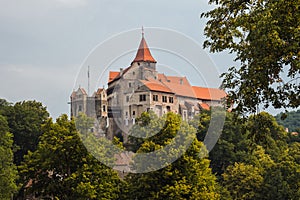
70, 34, 226, 141
70, 87, 107, 119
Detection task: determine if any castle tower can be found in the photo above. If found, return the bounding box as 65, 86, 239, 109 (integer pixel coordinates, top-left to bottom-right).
131, 30, 158, 80
132, 33, 156, 64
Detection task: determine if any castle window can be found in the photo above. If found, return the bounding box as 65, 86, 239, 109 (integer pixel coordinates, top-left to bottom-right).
78, 105, 82, 112
139, 94, 146, 102
126, 96, 130, 102
129, 82, 132, 87
162, 96, 167, 103
103, 105, 106, 112
133, 111, 135, 116
153, 95, 158, 101
169, 97, 174, 103
166, 106, 171, 112
133, 72, 135, 75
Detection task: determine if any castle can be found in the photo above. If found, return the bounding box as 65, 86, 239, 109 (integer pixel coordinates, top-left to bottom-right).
70, 33, 226, 141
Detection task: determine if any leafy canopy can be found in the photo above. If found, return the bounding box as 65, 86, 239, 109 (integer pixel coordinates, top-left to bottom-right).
2, 100, 49, 165
0, 115, 18, 199
125, 112, 221, 200
19, 114, 122, 200
202, 0, 300, 114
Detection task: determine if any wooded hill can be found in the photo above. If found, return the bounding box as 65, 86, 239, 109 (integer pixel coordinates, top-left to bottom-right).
275, 110, 300, 132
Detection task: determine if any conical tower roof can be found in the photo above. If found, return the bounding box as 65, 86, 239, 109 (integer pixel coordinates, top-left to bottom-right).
132, 36, 157, 63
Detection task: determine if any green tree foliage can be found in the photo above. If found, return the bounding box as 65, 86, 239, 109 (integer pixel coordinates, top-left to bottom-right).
74, 112, 94, 137
260, 160, 300, 200
127, 111, 163, 152
202, 0, 300, 114
275, 109, 300, 132
223, 162, 263, 200
245, 112, 288, 160
250, 143, 300, 200
19, 114, 122, 199
0, 99, 12, 116
0, 115, 18, 199
189, 109, 211, 142
190, 107, 300, 199
206, 113, 249, 176
125, 112, 221, 199
288, 142, 300, 164
3, 100, 49, 165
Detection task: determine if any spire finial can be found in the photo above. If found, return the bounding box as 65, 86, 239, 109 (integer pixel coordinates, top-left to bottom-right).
142, 26, 144, 37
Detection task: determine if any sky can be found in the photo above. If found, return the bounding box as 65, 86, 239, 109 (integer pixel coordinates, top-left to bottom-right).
0, 0, 239, 119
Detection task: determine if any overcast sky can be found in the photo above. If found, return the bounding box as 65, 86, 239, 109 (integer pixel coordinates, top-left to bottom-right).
0, 0, 238, 119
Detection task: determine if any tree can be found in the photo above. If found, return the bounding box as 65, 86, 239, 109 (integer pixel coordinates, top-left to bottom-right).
260, 160, 300, 200
127, 111, 163, 152
74, 112, 95, 136
125, 112, 221, 199
19, 114, 122, 199
220, 121, 299, 200
202, 0, 300, 114
4, 100, 49, 165
189, 109, 211, 142
0, 98, 12, 116
0, 115, 18, 199
245, 112, 288, 160
207, 112, 249, 176
190, 110, 249, 176
223, 162, 263, 200
275, 109, 300, 132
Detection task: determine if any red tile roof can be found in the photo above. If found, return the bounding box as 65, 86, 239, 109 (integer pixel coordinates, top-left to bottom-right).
192, 86, 226, 101
132, 37, 156, 63
158, 74, 190, 85
199, 103, 210, 110
158, 74, 196, 98
140, 79, 173, 93
158, 73, 168, 82
108, 71, 120, 83
108, 67, 133, 84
